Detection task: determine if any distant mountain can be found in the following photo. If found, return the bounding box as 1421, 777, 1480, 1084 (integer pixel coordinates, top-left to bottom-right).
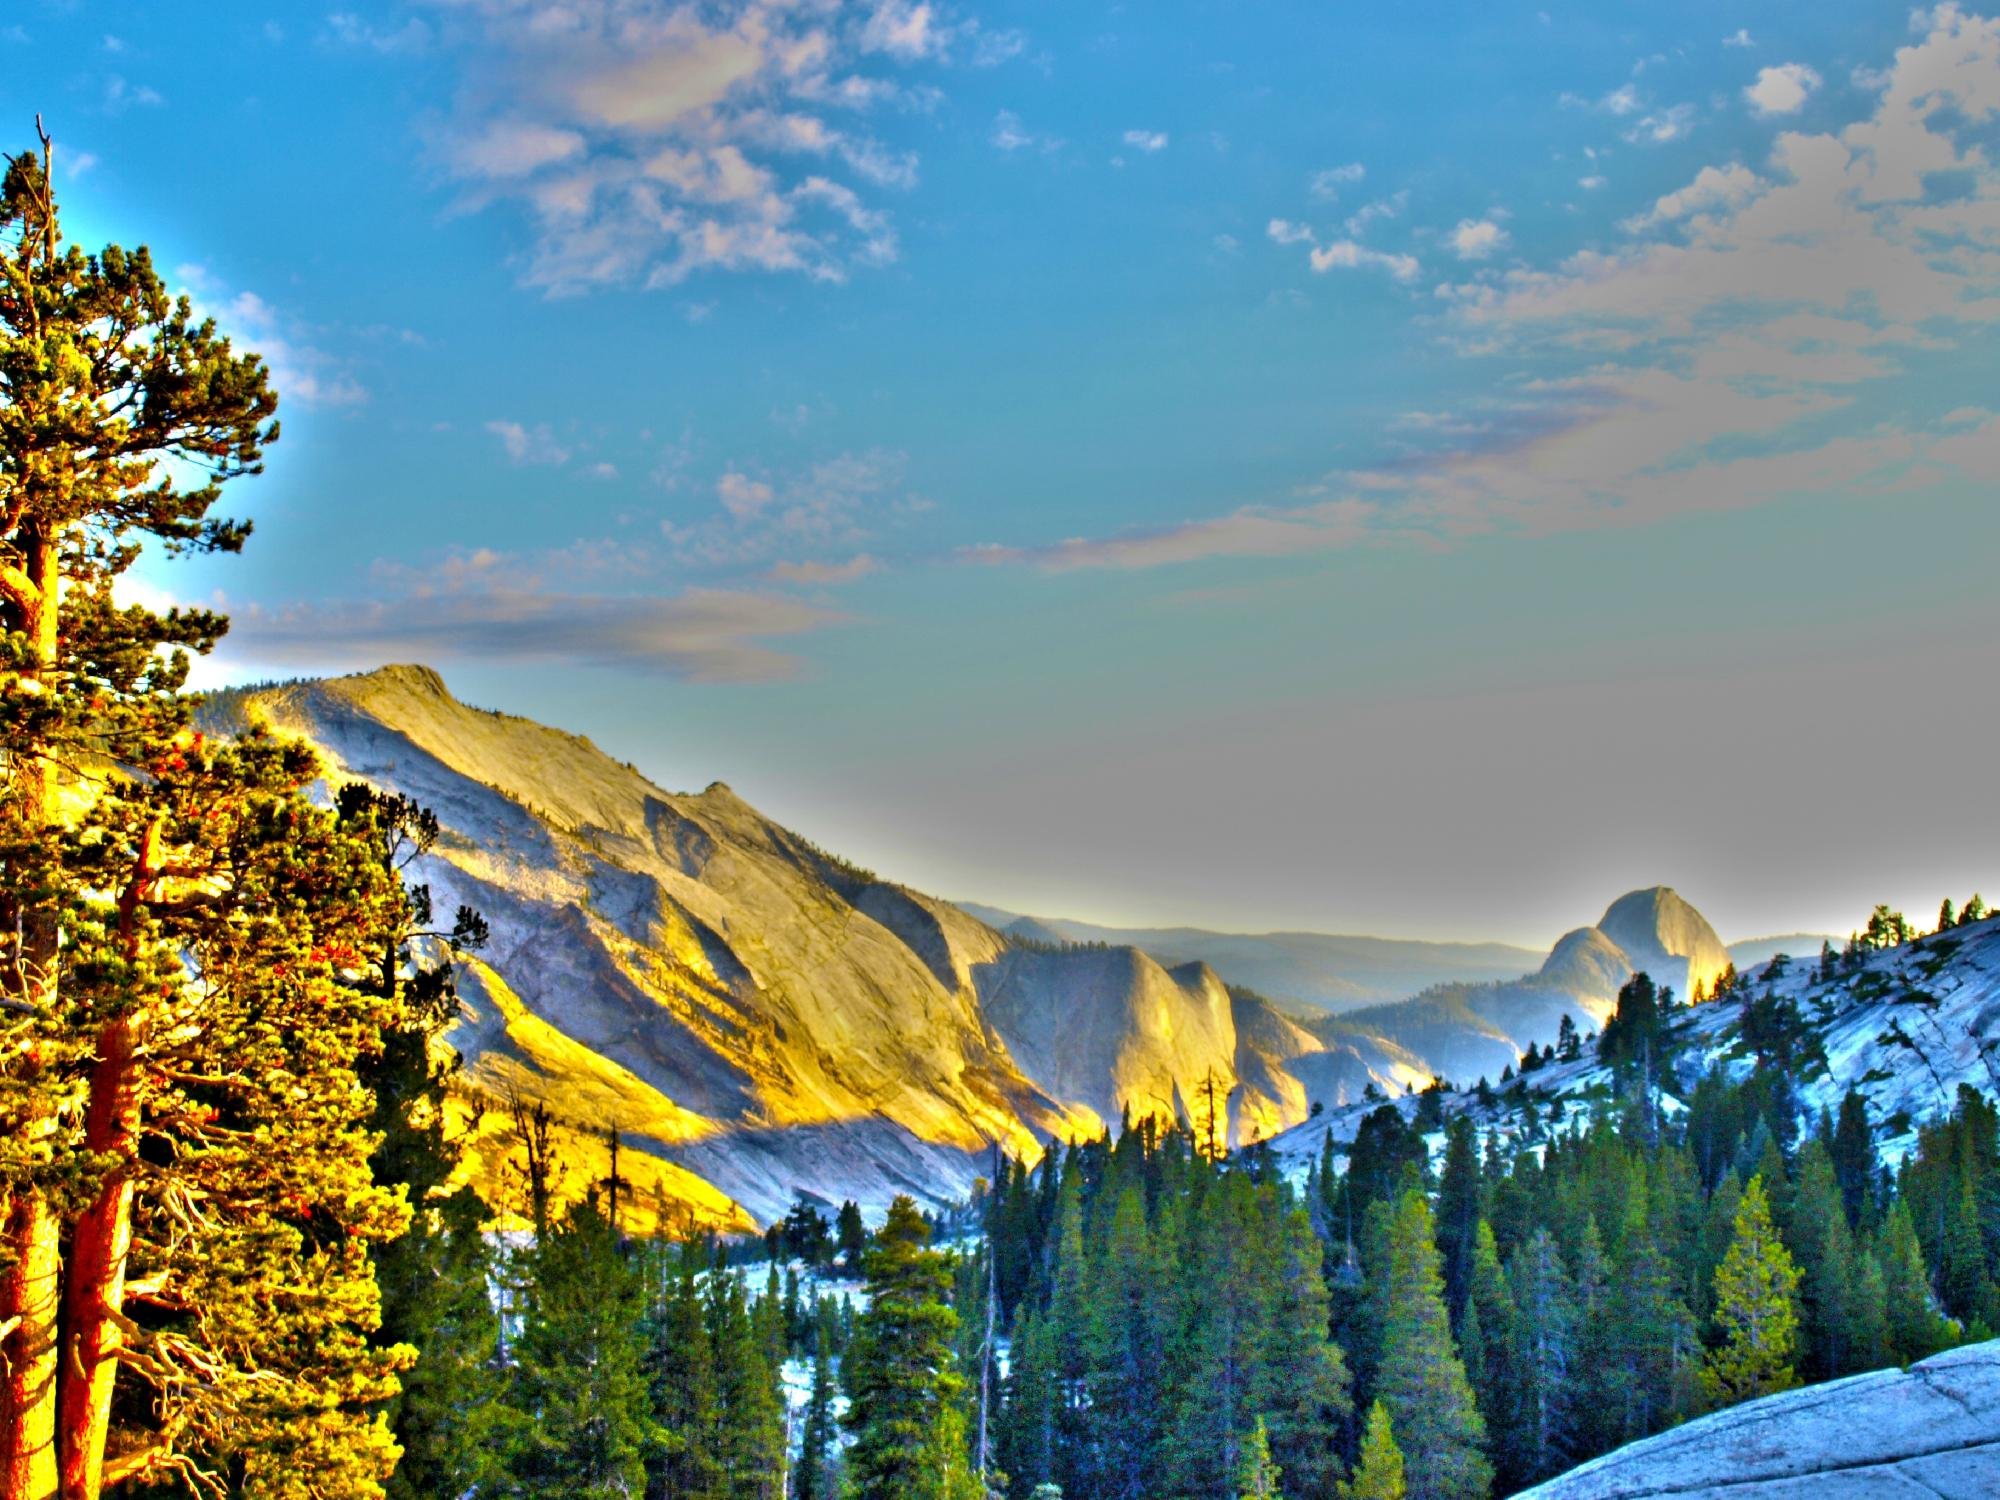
202, 667, 1815, 1228
952, 904, 1544, 1011
204, 666, 1424, 1227
1331, 887, 1733, 1083
1265, 907, 2000, 1185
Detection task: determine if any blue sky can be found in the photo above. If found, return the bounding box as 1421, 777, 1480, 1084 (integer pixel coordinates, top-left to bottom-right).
11, 1, 2000, 945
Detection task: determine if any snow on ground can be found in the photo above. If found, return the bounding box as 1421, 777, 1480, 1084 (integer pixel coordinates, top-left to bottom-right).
1264, 915, 2000, 1180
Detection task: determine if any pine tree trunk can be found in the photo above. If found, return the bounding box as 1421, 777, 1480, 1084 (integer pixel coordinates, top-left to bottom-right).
57, 1015, 141, 1500
1, 528, 64, 1500
58, 820, 163, 1498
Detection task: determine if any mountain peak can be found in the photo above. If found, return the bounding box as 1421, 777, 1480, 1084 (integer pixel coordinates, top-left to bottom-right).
340, 662, 451, 697
1594, 886, 1731, 999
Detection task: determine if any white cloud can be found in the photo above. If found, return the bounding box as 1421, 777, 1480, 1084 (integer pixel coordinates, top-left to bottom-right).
1309, 240, 1420, 281
991, 110, 1050, 152
1266, 217, 1316, 246
1600, 83, 1642, 116
486, 420, 571, 466
1121, 129, 1169, 153
1578, 174, 1607, 190
101, 76, 164, 112
718, 470, 775, 517
1623, 161, 1764, 229
1724, 29, 1756, 49
448, 121, 586, 180
422, 0, 966, 295
964, 8, 2000, 575
175, 267, 368, 408
325, 12, 430, 54
1625, 103, 1696, 143
1345, 191, 1408, 236
1451, 218, 1509, 260
1746, 62, 1822, 116
860, 1, 943, 62
1310, 162, 1365, 198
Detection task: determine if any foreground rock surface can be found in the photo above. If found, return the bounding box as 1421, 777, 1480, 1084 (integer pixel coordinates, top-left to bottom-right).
1519, 1341, 2000, 1498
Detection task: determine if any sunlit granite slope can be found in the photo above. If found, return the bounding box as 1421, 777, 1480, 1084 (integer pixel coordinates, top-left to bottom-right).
210, 665, 1410, 1224
1519, 1341, 2000, 1498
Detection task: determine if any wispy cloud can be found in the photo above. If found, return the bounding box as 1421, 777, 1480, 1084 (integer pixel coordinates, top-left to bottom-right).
1121, 128, 1170, 153
664, 448, 925, 570
486, 420, 572, 466
175, 266, 368, 408
417, 0, 1001, 294
228, 575, 847, 681
967, 7, 2000, 573
1310, 162, 1365, 199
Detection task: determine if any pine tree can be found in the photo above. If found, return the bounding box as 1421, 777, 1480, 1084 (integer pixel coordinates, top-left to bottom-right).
1877, 1201, 1950, 1365
0, 125, 437, 1498
1080, 1186, 1163, 1498
499, 1193, 658, 1498
843, 1195, 980, 1500
337, 787, 501, 1500
1237, 1417, 1282, 1500
712, 1269, 787, 1499
1701, 1176, 1802, 1407
1458, 1221, 1515, 1479
1830, 1091, 1880, 1232
794, 1321, 839, 1500
1506, 1228, 1574, 1483
1375, 1191, 1492, 1500
646, 1248, 723, 1500
998, 1305, 1059, 1497
838, 1199, 869, 1267
1240, 1198, 1352, 1498
1436, 1117, 1482, 1331
1340, 1402, 1408, 1500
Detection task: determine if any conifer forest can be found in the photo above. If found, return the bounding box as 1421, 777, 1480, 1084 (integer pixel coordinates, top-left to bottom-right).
8, 2, 2000, 1492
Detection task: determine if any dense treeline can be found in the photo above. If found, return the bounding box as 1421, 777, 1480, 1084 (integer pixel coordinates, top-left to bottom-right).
977, 975, 2000, 1499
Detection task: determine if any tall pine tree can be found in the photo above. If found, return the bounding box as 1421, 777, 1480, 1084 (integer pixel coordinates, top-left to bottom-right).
1375, 1191, 1492, 1500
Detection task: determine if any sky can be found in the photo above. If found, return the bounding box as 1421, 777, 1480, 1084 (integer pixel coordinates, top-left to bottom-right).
8, 1, 2000, 948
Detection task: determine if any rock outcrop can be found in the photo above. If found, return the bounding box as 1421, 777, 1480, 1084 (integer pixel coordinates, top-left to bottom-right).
1520, 1341, 2000, 1498
207, 665, 1412, 1225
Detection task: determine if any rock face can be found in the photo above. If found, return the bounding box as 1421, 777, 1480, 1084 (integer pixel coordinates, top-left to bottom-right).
207, 666, 1416, 1225
1519, 1341, 2000, 1498
1340, 886, 1734, 1083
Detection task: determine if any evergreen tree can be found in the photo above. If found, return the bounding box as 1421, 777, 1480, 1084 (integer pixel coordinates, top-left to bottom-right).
337, 787, 501, 1500
1701, 1176, 1802, 1407
1506, 1228, 1574, 1483
1435, 1118, 1482, 1332
1375, 1191, 1491, 1500
998, 1306, 1059, 1497
794, 1321, 839, 1500
1236, 1418, 1282, 1500
499, 1194, 657, 1498
1340, 1402, 1407, 1500
0, 127, 437, 1497
844, 1196, 980, 1500
1877, 1201, 1950, 1365
838, 1200, 869, 1267
711, 1270, 786, 1498
1830, 1091, 1880, 1232
645, 1248, 723, 1500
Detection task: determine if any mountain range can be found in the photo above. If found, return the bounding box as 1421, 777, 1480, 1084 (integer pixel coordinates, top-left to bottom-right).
204, 666, 1869, 1228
